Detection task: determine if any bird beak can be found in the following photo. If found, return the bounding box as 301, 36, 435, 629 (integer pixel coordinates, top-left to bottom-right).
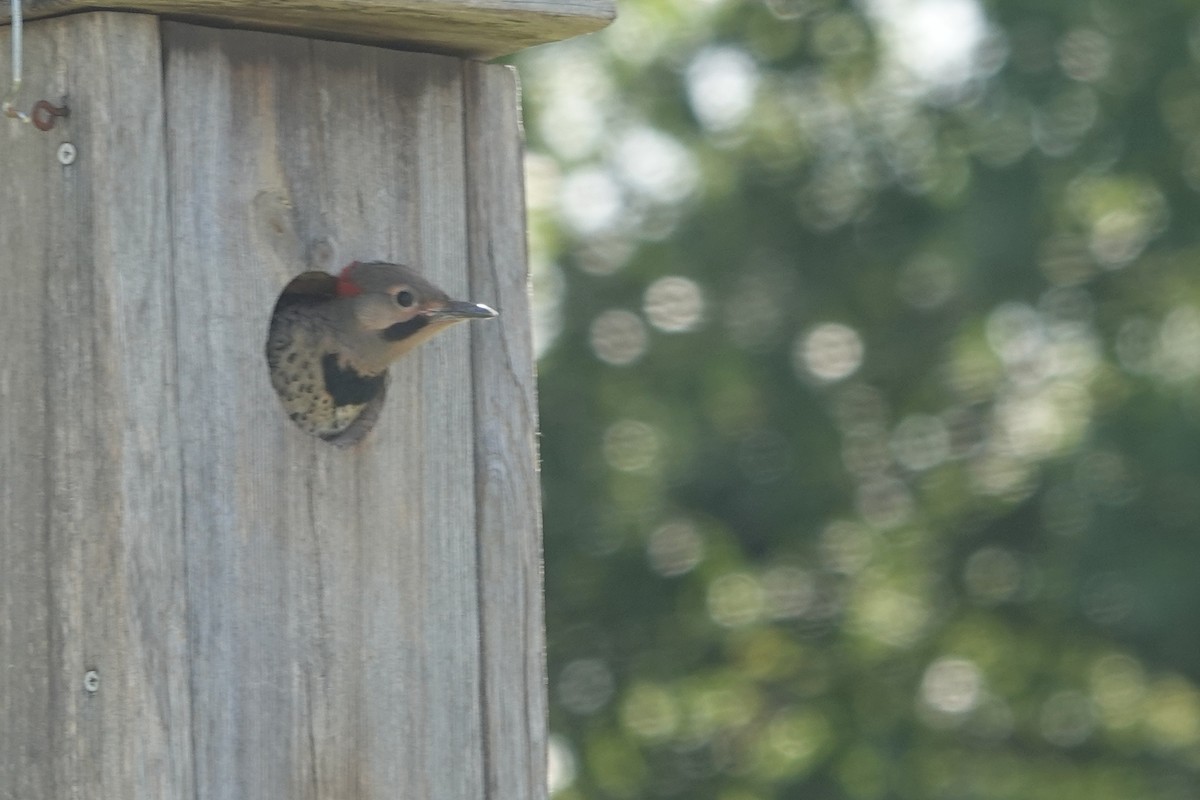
430, 300, 498, 320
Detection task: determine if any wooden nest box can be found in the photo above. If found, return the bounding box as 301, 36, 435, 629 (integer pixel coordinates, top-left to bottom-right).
0, 1, 612, 798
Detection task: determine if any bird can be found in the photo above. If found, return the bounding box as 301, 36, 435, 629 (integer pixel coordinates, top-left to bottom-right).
265, 260, 497, 446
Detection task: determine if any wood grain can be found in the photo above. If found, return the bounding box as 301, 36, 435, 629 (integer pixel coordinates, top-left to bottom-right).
1, 0, 616, 58
465, 61, 548, 800
1, 12, 544, 800
0, 12, 192, 800
164, 21, 492, 799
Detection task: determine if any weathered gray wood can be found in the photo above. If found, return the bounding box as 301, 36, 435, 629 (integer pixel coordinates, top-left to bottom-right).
165, 20, 491, 799
1, 11, 544, 800
0, 12, 192, 800
465, 62, 548, 800
2, 0, 615, 58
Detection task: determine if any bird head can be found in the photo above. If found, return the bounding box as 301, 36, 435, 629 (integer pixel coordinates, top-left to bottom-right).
334, 260, 497, 371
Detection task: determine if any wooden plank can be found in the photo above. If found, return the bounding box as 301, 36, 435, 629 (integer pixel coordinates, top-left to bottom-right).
1, 15, 541, 800
0, 19, 53, 798
464, 61, 548, 800
162, 21, 489, 799
2, 0, 615, 58
0, 12, 193, 800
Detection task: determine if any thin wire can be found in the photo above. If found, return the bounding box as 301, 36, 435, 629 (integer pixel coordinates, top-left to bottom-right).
3, 0, 30, 123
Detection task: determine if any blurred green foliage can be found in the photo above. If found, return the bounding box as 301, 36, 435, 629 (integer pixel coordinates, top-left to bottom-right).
516, 0, 1200, 797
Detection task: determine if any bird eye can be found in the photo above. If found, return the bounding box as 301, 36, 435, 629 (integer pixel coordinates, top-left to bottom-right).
395, 290, 415, 308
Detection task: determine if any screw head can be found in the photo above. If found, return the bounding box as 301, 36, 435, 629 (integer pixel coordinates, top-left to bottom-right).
57, 142, 77, 166
83, 669, 99, 693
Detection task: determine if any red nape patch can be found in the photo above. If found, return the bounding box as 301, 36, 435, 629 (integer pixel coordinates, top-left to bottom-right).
336, 262, 362, 297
